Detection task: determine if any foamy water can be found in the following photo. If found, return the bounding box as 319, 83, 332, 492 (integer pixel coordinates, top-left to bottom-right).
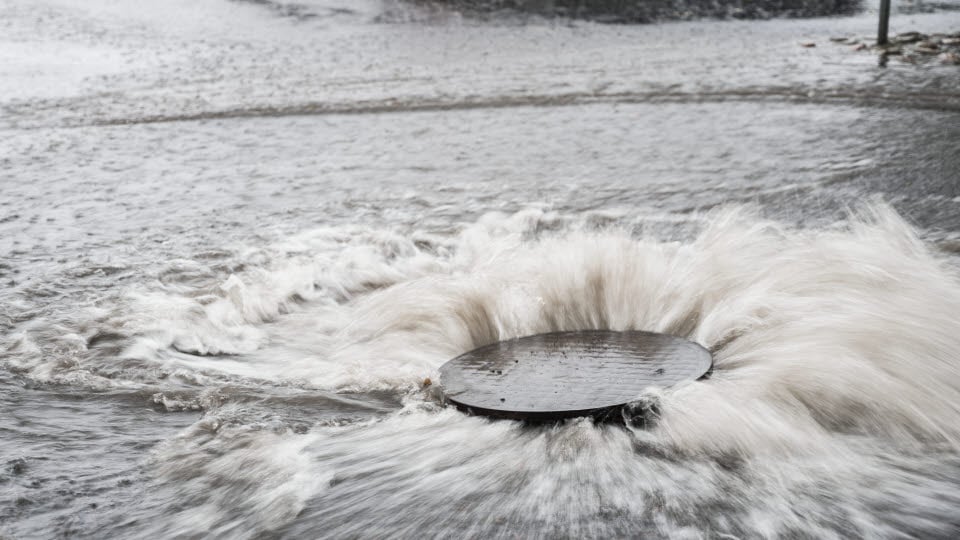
7, 205, 960, 537
3, 0, 960, 538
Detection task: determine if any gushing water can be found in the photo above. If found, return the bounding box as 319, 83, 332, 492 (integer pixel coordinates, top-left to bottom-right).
8, 205, 960, 538
4, 0, 960, 537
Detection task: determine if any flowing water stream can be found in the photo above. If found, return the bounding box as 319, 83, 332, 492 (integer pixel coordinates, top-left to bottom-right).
2, 0, 960, 538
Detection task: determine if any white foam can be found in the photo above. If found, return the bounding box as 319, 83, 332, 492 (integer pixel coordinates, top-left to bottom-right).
72, 204, 960, 538
99, 205, 960, 452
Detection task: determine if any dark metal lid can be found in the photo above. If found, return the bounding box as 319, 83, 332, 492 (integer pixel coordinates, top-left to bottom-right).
439, 330, 712, 421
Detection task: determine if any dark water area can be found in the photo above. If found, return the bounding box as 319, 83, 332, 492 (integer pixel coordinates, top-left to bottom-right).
423, 0, 861, 22
420, 0, 960, 22
2, 0, 960, 538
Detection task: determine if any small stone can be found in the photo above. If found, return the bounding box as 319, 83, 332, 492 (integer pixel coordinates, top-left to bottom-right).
852, 43, 868, 51
829, 36, 848, 42
894, 31, 922, 43
916, 46, 940, 55
800, 41, 816, 48
422, 377, 432, 387
917, 41, 939, 50
942, 38, 960, 46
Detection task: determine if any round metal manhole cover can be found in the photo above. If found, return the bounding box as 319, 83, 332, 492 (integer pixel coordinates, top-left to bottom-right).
439, 330, 712, 421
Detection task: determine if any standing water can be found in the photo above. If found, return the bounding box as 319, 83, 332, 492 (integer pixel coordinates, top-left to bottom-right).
2, 0, 960, 538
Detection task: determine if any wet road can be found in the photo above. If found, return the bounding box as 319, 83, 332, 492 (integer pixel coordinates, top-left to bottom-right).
2, 1, 960, 538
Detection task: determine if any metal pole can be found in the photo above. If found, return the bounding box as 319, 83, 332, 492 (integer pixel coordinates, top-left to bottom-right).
878, 0, 891, 45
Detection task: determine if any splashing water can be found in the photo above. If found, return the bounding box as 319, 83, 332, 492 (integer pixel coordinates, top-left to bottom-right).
6, 205, 960, 538
3, 0, 960, 536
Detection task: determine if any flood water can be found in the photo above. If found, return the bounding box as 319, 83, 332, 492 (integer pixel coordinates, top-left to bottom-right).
2, 0, 960, 538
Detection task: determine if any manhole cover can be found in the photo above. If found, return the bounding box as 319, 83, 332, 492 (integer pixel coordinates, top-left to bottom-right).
439, 330, 712, 421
